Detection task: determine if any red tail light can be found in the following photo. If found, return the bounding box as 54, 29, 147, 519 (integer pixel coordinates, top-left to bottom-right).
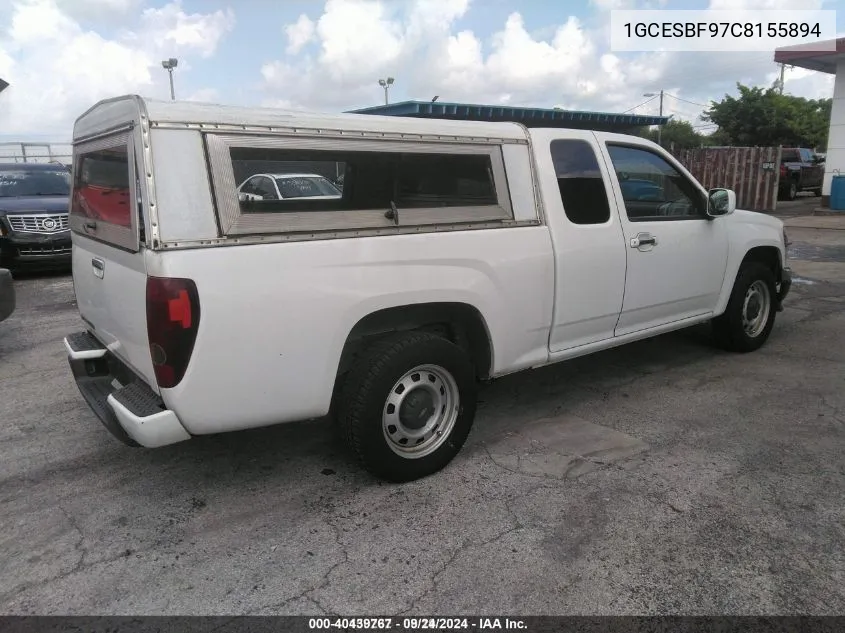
146, 276, 200, 389
780, 164, 787, 178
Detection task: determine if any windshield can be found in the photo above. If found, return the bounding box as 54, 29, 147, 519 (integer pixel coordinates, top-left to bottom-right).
275, 175, 341, 198
0, 168, 71, 197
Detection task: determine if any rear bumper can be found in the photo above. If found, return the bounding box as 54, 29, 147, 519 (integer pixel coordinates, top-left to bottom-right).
64, 331, 191, 448
0, 268, 15, 322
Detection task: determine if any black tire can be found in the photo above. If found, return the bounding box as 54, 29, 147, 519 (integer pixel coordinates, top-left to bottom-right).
338, 331, 477, 482
712, 262, 777, 353
812, 187, 822, 197
787, 181, 798, 201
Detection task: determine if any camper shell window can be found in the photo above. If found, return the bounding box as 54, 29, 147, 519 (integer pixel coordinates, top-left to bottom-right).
69, 131, 141, 251
205, 133, 513, 237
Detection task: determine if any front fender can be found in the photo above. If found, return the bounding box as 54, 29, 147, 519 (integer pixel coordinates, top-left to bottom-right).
713, 212, 785, 316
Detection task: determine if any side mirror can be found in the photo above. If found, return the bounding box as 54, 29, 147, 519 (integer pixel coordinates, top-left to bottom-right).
707, 188, 736, 218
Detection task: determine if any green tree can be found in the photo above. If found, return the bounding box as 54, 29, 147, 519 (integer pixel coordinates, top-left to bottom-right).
700, 128, 732, 147
702, 83, 831, 149
649, 119, 707, 149
632, 120, 708, 149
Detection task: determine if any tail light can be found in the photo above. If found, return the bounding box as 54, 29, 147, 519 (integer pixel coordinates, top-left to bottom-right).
146, 276, 200, 389
780, 164, 787, 178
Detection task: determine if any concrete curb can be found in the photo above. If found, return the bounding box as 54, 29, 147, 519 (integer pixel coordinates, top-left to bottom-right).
783, 216, 845, 231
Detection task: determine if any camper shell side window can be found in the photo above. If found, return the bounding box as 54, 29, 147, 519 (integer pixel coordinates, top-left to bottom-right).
204, 133, 514, 237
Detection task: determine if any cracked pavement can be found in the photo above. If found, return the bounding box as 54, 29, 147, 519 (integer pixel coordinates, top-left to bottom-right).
1, 217, 844, 615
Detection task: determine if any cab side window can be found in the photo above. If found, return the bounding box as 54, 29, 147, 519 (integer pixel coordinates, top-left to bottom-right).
550, 139, 611, 225
606, 144, 706, 221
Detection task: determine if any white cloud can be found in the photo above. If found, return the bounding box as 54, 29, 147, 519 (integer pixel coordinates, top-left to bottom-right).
315, 0, 403, 78
54, 0, 142, 21
286, 14, 315, 54
135, 2, 234, 58
259, 0, 834, 124
1, 0, 836, 139
0, 0, 234, 136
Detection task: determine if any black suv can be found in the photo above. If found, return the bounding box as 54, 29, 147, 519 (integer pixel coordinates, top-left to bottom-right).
0, 162, 72, 270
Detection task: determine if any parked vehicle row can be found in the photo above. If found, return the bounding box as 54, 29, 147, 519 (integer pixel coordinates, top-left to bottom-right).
0, 162, 72, 271
61, 96, 791, 482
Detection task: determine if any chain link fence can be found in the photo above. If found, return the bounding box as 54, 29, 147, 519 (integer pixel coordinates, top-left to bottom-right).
0, 142, 72, 168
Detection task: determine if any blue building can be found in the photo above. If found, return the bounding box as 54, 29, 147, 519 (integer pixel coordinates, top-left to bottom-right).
350, 100, 667, 134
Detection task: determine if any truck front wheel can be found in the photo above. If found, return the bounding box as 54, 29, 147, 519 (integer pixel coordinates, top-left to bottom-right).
338, 331, 477, 482
712, 262, 777, 353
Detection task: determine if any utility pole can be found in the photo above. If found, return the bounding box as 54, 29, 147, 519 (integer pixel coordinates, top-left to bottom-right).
778, 63, 785, 94
643, 89, 665, 146
658, 89, 664, 146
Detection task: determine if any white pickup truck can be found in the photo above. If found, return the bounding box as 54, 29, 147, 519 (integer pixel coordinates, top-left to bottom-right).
64, 96, 792, 482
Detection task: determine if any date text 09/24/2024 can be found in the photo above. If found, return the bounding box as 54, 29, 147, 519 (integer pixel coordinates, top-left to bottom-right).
308, 618, 527, 630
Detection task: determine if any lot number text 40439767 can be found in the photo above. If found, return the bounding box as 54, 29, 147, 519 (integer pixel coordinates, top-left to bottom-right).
307, 618, 528, 630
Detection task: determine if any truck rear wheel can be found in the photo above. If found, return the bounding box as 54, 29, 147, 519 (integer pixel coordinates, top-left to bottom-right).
338, 331, 477, 482
712, 262, 777, 353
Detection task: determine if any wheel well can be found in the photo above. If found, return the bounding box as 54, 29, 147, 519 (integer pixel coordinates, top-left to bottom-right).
741, 246, 781, 279
336, 303, 493, 381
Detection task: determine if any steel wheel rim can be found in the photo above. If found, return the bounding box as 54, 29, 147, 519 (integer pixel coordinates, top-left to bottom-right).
742, 280, 771, 338
382, 364, 460, 459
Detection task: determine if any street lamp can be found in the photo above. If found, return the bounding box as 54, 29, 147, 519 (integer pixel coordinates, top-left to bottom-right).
378, 77, 394, 105
643, 90, 664, 146
161, 58, 178, 101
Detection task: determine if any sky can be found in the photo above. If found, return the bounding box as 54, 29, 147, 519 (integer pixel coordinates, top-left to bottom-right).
0, 0, 842, 142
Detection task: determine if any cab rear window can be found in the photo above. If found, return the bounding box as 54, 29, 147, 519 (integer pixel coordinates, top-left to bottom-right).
71, 146, 131, 228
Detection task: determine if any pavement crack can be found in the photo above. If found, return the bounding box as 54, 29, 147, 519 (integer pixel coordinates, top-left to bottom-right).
399, 499, 525, 616
300, 519, 350, 615
57, 505, 86, 572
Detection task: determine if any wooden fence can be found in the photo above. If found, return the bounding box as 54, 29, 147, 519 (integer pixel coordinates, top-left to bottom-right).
673, 146, 781, 212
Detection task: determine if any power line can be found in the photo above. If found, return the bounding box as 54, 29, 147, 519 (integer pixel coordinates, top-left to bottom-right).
663, 105, 704, 119
664, 93, 709, 108
622, 94, 658, 114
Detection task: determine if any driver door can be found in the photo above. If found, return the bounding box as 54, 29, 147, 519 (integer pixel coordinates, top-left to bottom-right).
598, 139, 729, 336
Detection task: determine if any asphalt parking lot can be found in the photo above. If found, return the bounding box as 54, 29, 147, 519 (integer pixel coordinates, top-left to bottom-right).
1, 213, 844, 616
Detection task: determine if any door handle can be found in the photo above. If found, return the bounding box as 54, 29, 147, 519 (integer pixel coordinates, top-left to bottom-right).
630, 233, 657, 249
92, 257, 105, 279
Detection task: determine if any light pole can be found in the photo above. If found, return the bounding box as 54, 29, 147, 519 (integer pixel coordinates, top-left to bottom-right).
161, 58, 178, 100
644, 90, 664, 146
378, 77, 394, 105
